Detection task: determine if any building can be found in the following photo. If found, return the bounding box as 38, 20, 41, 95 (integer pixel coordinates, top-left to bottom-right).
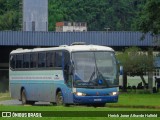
56, 22, 87, 32
22, 0, 48, 31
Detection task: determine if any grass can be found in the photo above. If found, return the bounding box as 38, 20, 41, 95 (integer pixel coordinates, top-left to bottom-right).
0, 105, 159, 111
107, 93, 160, 108
0, 92, 11, 101
0, 92, 160, 120
1, 92, 160, 107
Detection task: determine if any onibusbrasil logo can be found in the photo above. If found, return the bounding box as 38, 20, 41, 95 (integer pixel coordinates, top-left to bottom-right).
1, 112, 42, 117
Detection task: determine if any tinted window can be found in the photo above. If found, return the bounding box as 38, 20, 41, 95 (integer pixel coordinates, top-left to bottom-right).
30, 53, 37, 68
55, 51, 62, 67
10, 55, 16, 69
38, 52, 46, 68
46, 51, 55, 67
23, 54, 30, 68
16, 54, 23, 68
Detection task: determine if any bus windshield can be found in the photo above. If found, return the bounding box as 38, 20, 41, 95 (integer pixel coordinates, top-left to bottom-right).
72, 51, 118, 88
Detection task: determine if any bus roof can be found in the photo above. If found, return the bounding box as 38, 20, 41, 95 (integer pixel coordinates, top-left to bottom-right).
10, 44, 114, 54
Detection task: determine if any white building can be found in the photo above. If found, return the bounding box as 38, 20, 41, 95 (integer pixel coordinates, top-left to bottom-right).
56, 22, 87, 32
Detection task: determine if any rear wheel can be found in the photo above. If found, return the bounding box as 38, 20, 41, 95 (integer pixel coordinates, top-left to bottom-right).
56, 91, 64, 106
21, 89, 28, 105
50, 102, 57, 106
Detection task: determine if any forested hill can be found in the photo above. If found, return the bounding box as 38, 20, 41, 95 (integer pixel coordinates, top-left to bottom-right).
0, 0, 147, 31
49, 0, 146, 31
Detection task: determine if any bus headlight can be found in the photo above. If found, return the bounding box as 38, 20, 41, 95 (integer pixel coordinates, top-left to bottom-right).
74, 92, 86, 96
109, 92, 118, 96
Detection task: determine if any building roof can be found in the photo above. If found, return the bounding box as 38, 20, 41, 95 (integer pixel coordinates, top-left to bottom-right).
0, 31, 157, 46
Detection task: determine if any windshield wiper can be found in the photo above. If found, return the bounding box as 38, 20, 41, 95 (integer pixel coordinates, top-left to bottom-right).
88, 70, 99, 86
89, 71, 95, 82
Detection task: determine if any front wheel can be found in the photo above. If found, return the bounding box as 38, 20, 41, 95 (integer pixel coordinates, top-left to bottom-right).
21, 89, 35, 105
56, 91, 64, 106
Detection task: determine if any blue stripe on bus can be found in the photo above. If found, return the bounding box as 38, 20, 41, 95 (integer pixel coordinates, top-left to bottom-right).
10, 80, 64, 84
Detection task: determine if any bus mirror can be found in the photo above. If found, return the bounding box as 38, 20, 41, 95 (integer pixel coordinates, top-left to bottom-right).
69, 65, 74, 75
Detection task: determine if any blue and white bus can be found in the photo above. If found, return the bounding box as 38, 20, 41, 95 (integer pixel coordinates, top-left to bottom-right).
9, 43, 119, 106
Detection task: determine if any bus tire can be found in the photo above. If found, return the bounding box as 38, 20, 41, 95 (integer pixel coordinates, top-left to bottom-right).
21, 89, 28, 105
56, 91, 64, 106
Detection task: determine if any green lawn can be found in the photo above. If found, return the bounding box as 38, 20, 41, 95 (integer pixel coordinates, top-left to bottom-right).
108, 93, 160, 108
0, 92, 160, 107
0, 92, 11, 101
0, 92, 160, 120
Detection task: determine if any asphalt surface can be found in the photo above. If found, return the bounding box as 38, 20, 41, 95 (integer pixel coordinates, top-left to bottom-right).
0, 100, 51, 106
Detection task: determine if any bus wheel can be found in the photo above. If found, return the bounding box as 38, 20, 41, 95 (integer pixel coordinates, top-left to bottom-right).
56, 91, 64, 106
21, 89, 28, 105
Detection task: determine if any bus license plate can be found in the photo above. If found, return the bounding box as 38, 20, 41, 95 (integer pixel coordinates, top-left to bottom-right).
94, 99, 102, 101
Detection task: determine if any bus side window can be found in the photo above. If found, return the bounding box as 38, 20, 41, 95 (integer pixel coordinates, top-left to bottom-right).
16, 54, 23, 69
23, 54, 30, 68
30, 53, 37, 68
55, 51, 62, 68
46, 51, 55, 67
38, 52, 46, 68
10, 55, 16, 69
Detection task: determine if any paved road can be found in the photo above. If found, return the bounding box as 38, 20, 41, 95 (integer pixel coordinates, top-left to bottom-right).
0, 100, 51, 106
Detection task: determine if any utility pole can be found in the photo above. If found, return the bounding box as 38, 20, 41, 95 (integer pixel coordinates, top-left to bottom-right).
148, 49, 153, 93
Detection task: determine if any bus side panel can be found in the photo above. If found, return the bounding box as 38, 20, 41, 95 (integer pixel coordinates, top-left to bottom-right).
24, 81, 55, 102
10, 82, 21, 100
9, 70, 65, 102
24, 70, 64, 102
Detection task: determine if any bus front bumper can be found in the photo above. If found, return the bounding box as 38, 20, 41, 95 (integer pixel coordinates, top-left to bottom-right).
73, 95, 118, 104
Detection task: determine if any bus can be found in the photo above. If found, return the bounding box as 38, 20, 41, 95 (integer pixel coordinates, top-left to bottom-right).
9, 43, 119, 106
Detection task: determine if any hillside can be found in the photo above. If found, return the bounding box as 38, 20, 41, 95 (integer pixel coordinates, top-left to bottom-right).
0, 0, 147, 31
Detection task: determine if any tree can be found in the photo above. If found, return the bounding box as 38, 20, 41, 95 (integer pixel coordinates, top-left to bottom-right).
48, 0, 145, 31
0, 0, 20, 30
136, 0, 160, 35
0, 11, 19, 30
116, 47, 154, 92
